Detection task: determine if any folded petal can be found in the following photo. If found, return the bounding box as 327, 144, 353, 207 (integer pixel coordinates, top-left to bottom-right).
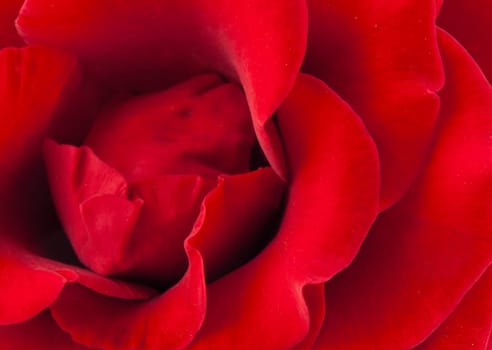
416, 268, 492, 350
0, 311, 93, 350
304, 0, 444, 209
314, 29, 492, 350
438, 0, 492, 82
188, 74, 379, 349
49, 197, 209, 350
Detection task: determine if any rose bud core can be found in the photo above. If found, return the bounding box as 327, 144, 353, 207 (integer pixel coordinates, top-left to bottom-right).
43, 74, 285, 287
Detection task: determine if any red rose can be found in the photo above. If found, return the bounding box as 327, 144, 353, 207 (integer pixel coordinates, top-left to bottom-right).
0, 0, 491, 349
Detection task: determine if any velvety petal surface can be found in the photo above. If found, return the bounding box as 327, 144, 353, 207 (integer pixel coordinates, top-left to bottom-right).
304, 0, 444, 209
85, 74, 256, 181
16, 0, 308, 177
438, 0, 492, 82
314, 30, 492, 350
0, 311, 93, 350
0, 0, 24, 47
416, 268, 492, 350
0, 45, 101, 244
188, 74, 379, 349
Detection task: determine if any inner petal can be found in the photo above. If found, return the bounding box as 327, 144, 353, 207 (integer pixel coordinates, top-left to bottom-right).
84, 74, 256, 182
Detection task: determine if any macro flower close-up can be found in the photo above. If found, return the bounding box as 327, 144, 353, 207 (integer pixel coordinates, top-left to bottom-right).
0, 0, 491, 349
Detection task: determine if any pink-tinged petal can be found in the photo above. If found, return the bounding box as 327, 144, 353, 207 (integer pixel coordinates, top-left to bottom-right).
192, 167, 285, 281
50, 203, 208, 350
416, 268, 492, 350
304, 0, 445, 209
16, 0, 308, 177
0, 0, 24, 48
0, 311, 93, 350
314, 30, 492, 350
0, 46, 101, 242
188, 74, 379, 349
438, 0, 492, 82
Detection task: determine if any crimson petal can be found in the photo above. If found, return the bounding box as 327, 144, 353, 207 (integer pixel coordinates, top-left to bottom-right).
0, 45, 101, 241
16, 0, 308, 178
0, 311, 93, 350
314, 30, 492, 349
438, 0, 492, 82
416, 268, 492, 349
188, 74, 379, 349
0, 0, 24, 48
304, 0, 444, 209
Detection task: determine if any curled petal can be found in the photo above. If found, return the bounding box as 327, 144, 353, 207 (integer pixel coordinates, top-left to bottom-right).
189, 74, 379, 349
191, 167, 285, 281
0, 237, 156, 325
314, 29, 492, 350
304, 0, 444, 208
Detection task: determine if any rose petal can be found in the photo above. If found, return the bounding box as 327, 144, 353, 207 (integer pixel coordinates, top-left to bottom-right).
0, 243, 72, 324
0, 237, 156, 326
85, 74, 256, 181
188, 74, 379, 349
191, 167, 285, 281
0, 46, 101, 244
416, 268, 492, 349
314, 29, 492, 350
292, 284, 326, 350
0, 311, 93, 350
0, 0, 24, 48
17, 0, 308, 177
304, 0, 444, 209
438, 0, 492, 82
50, 199, 209, 350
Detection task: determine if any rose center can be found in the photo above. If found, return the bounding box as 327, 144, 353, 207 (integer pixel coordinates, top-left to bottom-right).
44, 74, 284, 287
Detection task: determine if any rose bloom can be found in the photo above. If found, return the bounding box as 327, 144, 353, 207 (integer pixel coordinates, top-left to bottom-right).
0, 0, 491, 349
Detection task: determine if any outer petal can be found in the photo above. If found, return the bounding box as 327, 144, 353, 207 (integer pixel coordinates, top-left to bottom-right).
0, 0, 24, 48
416, 268, 492, 350
314, 30, 492, 350
0, 46, 101, 244
0, 311, 93, 350
0, 236, 157, 325
16, 0, 308, 177
438, 0, 492, 82
188, 74, 379, 349
304, 0, 444, 209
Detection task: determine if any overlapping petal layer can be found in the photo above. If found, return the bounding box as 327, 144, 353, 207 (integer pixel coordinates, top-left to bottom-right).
304, 0, 444, 209
0, 45, 101, 243
416, 268, 492, 349
48, 166, 284, 350
438, 0, 492, 82
313, 30, 492, 350
16, 0, 308, 177
187, 74, 379, 349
